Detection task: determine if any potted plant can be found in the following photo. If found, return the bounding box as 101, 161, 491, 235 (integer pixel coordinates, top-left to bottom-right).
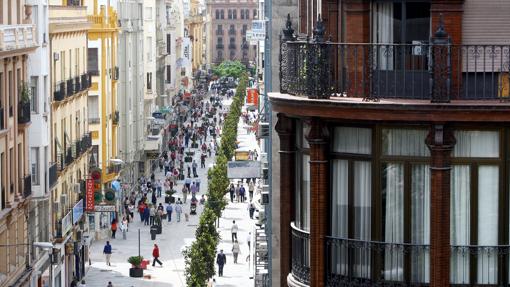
128, 256, 144, 277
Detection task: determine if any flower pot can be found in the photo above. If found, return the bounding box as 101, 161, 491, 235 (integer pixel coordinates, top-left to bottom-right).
185, 156, 192, 163
129, 267, 143, 278
165, 196, 171, 204
191, 143, 198, 148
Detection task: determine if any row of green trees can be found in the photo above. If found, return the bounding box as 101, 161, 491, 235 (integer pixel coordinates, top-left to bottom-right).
212, 61, 247, 79
182, 74, 248, 286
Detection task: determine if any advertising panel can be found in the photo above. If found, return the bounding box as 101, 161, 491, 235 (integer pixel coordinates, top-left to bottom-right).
86, 179, 94, 212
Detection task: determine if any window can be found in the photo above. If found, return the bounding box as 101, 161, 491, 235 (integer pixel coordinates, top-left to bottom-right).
147, 72, 152, 90
217, 50, 223, 60
166, 6, 171, 24
230, 50, 235, 59
217, 37, 223, 44
233, 9, 237, 19
87, 95, 99, 121
43, 76, 47, 113
230, 37, 235, 44
228, 9, 232, 19
31, 148, 40, 185
215, 9, 219, 19
145, 7, 152, 20
253, 9, 257, 19
242, 24, 247, 35
220, 10, 224, 19
245, 9, 249, 19
30, 76, 38, 113
87, 48, 98, 75
166, 65, 171, 83
240, 9, 245, 19
147, 37, 152, 61
166, 34, 171, 54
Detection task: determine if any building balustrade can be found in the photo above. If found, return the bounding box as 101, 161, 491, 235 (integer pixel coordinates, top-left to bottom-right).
228, 43, 236, 49
280, 16, 510, 102
0, 24, 37, 52
49, 162, 57, 188
18, 101, 31, 124
66, 79, 74, 97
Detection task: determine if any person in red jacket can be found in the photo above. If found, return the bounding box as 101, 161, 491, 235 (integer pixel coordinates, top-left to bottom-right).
152, 244, 163, 267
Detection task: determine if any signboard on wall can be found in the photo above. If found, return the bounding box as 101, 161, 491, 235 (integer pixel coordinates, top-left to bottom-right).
227, 161, 261, 179
86, 179, 94, 212
62, 210, 72, 235
72, 199, 84, 224
247, 88, 259, 106
94, 205, 116, 212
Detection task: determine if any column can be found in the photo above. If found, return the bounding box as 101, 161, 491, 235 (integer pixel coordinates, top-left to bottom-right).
426, 124, 455, 287
306, 118, 329, 286
275, 113, 296, 287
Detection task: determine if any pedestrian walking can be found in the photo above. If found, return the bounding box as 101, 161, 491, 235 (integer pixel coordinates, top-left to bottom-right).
143, 205, 150, 226
200, 153, 206, 168
232, 240, 241, 263
231, 220, 238, 242
166, 203, 173, 222
152, 244, 163, 267
235, 183, 240, 203
229, 183, 235, 203
239, 184, 246, 203
182, 185, 189, 203
149, 205, 156, 226
175, 201, 183, 222
103, 241, 112, 266
191, 182, 198, 197
216, 250, 227, 277
111, 219, 117, 239
248, 202, 256, 219
120, 220, 127, 240
248, 181, 255, 200
247, 232, 252, 251
151, 191, 157, 206
107, 282, 113, 287
192, 160, 198, 177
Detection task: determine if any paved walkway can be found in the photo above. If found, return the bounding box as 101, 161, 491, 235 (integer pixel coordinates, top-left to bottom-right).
83, 95, 257, 287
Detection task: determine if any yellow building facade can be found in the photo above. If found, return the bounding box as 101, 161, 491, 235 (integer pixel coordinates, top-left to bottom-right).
185, 0, 204, 71
49, 1, 91, 285
0, 1, 37, 285
86, 0, 119, 186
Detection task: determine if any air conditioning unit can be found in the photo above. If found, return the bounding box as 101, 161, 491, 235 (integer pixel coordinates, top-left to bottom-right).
74, 183, 81, 193
258, 122, 269, 138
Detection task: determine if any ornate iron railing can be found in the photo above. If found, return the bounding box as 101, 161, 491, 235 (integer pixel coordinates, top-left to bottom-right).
66, 79, 74, 97
325, 237, 510, 286
18, 101, 31, 124
54, 82, 65, 101
280, 15, 510, 102
291, 222, 310, 285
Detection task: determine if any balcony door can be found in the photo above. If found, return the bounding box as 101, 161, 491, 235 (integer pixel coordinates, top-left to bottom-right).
372, 1, 431, 99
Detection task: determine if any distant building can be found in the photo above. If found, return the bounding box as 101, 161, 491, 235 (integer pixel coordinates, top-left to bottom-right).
206, 0, 257, 65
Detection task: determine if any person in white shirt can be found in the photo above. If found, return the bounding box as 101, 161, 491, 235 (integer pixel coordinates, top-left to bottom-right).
231, 220, 238, 242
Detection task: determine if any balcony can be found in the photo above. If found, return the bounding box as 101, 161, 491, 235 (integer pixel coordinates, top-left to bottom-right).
228, 29, 236, 35
323, 236, 510, 286
88, 117, 100, 124
72, 140, 82, 159
0, 107, 4, 130
280, 20, 510, 102
107, 164, 121, 175
81, 73, 91, 89
66, 79, 74, 97
0, 24, 37, 53
228, 43, 236, 50
49, 162, 57, 188
56, 152, 64, 172
216, 30, 224, 35
74, 76, 81, 92
66, 0, 82, 6
290, 223, 310, 286
65, 147, 73, 165
21, 175, 31, 198
216, 44, 224, 49
18, 101, 31, 124
81, 132, 92, 150
112, 110, 119, 125
53, 82, 65, 101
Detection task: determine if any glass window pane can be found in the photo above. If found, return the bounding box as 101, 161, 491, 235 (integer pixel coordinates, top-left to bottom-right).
331, 160, 348, 276
451, 165, 470, 284
382, 163, 404, 281
453, 131, 499, 158
477, 165, 499, 284
382, 129, 429, 156
353, 161, 372, 278
333, 127, 372, 154
411, 164, 430, 283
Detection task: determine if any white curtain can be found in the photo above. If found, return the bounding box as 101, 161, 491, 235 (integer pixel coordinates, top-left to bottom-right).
454, 131, 499, 158
353, 161, 372, 278
374, 2, 394, 70
331, 160, 349, 275
451, 165, 471, 284
411, 165, 430, 283
302, 154, 310, 231
477, 166, 499, 284
383, 163, 404, 281
333, 127, 372, 155
382, 129, 430, 157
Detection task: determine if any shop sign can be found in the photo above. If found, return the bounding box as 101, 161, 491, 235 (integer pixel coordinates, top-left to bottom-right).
86, 179, 95, 212
62, 210, 72, 235
72, 199, 84, 224
94, 205, 116, 212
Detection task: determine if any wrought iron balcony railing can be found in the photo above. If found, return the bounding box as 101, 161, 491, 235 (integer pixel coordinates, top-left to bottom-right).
280, 15, 510, 102
74, 76, 81, 92
228, 43, 236, 50
54, 82, 65, 101
66, 79, 74, 97
216, 44, 224, 49
81, 73, 91, 90
324, 236, 510, 286
291, 222, 310, 285
22, 175, 31, 198
49, 162, 57, 188
81, 132, 92, 150
18, 101, 31, 124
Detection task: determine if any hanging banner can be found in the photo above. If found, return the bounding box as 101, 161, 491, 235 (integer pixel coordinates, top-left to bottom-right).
247, 88, 259, 106
86, 179, 95, 212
